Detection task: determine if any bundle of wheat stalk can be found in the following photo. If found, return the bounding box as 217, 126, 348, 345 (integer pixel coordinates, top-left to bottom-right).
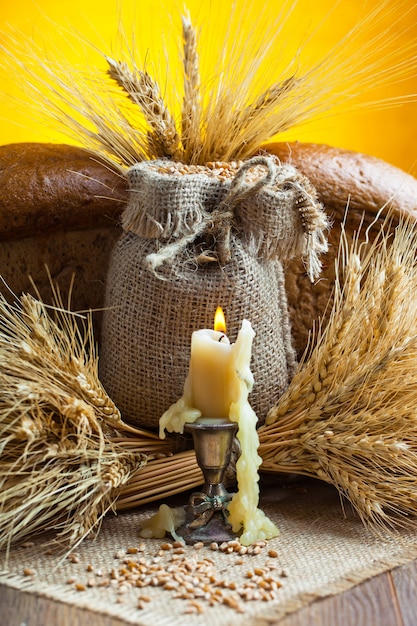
256, 215, 417, 533
1, 1, 416, 169
0, 280, 180, 552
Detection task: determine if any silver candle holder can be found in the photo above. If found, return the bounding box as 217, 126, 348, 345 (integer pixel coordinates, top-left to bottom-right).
177, 419, 239, 544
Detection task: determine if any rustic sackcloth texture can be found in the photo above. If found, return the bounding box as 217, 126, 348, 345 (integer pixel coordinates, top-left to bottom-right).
99, 155, 329, 429
2, 480, 417, 625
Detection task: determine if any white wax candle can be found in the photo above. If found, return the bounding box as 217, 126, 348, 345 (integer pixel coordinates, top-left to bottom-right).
189, 329, 233, 418
159, 324, 236, 438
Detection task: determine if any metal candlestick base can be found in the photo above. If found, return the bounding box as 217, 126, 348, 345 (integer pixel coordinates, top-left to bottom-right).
177, 419, 239, 545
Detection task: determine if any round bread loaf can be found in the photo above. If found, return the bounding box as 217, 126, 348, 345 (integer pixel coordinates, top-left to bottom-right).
1, 141, 417, 354
0, 142, 126, 240
0, 143, 126, 315
262, 142, 417, 219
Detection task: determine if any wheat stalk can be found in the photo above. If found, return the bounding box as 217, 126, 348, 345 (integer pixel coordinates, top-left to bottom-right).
197, 1, 417, 163
258, 215, 417, 533
181, 11, 203, 163
0, 34, 150, 171
222, 76, 299, 161
116, 450, 203, 511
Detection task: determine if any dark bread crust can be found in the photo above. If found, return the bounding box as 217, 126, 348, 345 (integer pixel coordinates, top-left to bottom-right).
262, 141, 417, 218
0, 143, 126, 241
263, 142, 417, 353
2, 141, 416, 240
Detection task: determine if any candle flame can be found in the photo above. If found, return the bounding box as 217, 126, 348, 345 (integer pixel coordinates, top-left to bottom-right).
214, 307, 226, 333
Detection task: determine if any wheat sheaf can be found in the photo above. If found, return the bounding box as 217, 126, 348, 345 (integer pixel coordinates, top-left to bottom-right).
259, 216, 417, 534
0, 280, 174, 552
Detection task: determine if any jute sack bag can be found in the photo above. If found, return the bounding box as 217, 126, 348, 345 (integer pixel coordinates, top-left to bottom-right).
99, 154, 329, 430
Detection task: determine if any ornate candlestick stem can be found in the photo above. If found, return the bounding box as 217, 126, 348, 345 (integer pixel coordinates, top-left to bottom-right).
178, 419, 239, 544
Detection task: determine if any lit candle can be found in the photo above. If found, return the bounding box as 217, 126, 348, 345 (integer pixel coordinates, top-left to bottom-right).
189, 307, 234, 419
159, 308, 279, 545
159, 307, 235, 437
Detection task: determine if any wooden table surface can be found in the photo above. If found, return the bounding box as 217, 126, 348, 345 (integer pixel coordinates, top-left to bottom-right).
2, 558, 416, 625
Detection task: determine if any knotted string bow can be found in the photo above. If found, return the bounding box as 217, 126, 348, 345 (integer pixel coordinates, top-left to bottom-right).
188, 491, 232, 529
142, 156, 277, 272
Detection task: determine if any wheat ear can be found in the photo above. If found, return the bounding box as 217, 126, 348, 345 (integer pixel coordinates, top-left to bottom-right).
106, 57, 181, 160
181, 11, 203, 162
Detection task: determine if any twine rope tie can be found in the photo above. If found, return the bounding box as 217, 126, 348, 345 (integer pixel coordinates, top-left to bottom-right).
145, 155, 278, 275
188, 491, 233, 528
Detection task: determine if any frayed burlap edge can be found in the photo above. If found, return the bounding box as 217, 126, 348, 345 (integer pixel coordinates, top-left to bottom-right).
2, 483, 417, 626
2, 542, 417, 625
253, 545, 417, 625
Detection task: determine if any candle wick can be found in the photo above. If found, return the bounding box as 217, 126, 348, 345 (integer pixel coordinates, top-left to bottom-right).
218, 334, 226, 343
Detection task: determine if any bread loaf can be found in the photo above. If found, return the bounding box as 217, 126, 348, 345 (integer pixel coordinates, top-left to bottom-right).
1, 141, 417, 354
262, 142, 417, 353
262, 142, 417, 219
0, 143, 125, 314
0, 143, 126, 240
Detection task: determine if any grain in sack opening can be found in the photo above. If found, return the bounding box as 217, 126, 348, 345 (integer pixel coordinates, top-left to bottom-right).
99, 155, 329, 430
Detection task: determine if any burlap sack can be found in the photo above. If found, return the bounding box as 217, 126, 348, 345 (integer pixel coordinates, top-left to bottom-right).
99, 155, 328, 430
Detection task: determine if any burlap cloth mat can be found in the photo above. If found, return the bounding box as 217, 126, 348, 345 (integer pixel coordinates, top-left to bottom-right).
2, 479, 417, 625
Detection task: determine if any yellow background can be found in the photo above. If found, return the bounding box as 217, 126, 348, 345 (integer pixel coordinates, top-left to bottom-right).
0, 0, 416, 175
